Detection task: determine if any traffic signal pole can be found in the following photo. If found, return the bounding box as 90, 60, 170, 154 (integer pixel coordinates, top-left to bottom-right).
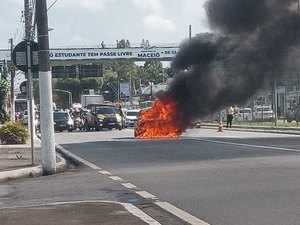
36, 0, 56, 175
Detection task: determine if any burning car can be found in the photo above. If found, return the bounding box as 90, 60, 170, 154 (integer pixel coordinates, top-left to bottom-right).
134, 92, 184, 139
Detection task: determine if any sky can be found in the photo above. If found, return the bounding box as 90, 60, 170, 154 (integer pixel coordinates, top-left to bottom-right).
0, 0, 210, 49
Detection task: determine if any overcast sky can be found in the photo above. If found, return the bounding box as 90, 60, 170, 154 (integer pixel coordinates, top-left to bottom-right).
0, 0, 210, 49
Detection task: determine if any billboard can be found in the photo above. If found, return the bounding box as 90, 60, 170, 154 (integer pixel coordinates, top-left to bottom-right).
119, 82, 130, 99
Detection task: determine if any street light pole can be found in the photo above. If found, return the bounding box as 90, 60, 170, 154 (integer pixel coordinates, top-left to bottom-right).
149, 81, 154, 101
129, 73, 133, 108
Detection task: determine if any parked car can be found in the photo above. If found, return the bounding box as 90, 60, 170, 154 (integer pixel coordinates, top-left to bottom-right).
84, 105, 122, 131
252, 105, 274, 122
235, 107, 253, 122
124, 109, 140, 127
53, 111, 75, 132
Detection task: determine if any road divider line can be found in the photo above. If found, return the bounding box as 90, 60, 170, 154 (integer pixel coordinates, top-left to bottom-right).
189, 138, 300, 153
155, 201, 210, 225
122, 183, 139, 189
98, 170, 112, 175
135, 191, 158, 200
109, 176, 124, 181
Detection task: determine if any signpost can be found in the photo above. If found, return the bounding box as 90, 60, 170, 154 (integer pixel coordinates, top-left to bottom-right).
12, 40, 39, 166
12, 41, 39, 73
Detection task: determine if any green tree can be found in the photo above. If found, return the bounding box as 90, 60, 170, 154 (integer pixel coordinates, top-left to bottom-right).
0, 79, 10, 123
143, 60, 167, 84
99, 61, 139, 101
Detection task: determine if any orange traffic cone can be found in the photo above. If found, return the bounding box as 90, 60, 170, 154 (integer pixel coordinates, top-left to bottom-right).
218, 121, 224, 132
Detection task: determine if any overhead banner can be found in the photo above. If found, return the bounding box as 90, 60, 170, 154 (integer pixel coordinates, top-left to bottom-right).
49, 47, 178, 61
0, 46, 179, 62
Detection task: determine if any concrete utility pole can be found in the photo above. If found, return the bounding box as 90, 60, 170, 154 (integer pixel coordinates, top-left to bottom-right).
36, 0, 56, 175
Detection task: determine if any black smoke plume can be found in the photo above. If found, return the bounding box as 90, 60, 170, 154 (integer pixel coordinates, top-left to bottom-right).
165, 0, 300, 129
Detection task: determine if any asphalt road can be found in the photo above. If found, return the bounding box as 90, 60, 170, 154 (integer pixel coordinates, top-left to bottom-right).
54, 128, 300, 225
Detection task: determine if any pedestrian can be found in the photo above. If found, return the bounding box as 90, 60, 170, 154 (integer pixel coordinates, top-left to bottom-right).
101, 41, 106, 48
117, 105, 125, 128
226, 106, 234, 128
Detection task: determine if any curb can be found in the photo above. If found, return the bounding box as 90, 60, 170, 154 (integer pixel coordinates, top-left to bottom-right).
0, 154, 67, 183
200, 123, 300, 135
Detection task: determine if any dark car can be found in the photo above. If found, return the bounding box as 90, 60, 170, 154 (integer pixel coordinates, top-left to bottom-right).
84, 105, 122, 131
53, 111, 75, 132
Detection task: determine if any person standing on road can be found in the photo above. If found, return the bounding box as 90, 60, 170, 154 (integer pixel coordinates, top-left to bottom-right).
117, 105, 125, 128
226, 106, 234, 128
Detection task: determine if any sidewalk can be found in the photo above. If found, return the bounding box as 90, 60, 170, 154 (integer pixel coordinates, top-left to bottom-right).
0, 138, 161, 225
0, 137, 66, 182
0, 138, 41, 172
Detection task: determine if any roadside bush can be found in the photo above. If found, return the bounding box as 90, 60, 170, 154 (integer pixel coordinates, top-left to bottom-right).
0, 122, 29, 144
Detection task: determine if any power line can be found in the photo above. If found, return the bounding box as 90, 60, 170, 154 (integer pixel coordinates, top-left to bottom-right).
48, 0, 59, 11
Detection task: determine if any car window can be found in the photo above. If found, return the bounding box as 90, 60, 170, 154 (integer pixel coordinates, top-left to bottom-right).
54, 112, 69, 120
95, 107, 116, 114
261, 107, 271, 111
127, 111, 139, 116
255, 106, 271, 112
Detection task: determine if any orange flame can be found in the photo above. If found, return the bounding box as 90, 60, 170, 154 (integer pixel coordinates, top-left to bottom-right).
135, 92, 183, 139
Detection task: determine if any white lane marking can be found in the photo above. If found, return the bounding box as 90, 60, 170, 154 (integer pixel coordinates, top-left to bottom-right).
98, 170, 112, 175
135, 191, 158, 200
56, 144, 102, 170
122, 183, 138, 189
155, 201, 210, 225
109, 176, 124, 181
0, 200, 161, 225
188, 137, 300, 153
122, 202, 161, 225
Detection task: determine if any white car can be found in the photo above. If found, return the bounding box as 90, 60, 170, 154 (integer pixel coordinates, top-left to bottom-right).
253, 105, 274, 122
235, 108, 253, 122
125, 109, 140, 127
